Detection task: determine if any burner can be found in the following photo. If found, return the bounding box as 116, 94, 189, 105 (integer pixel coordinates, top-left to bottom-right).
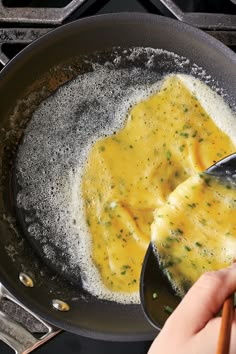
3, 0, 71, 6
174, 0, 236, 14
0, 28, 50, 65
0, 0, 87, 24
0, 0, 235, 68
151, 0, 236, 29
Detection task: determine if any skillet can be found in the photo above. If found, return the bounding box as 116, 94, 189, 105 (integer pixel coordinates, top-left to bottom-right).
0, 12, 235, 352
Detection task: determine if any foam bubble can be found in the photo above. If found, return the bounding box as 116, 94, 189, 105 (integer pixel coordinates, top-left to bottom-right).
16, 62, 164, 303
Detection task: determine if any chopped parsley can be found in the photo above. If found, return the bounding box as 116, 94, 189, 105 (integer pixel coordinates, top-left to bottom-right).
195, 242, 202, 247
164, 305, 173, 314
173, 228, 183, 235
120, 264, 131, 275
166, 150, 172, 160
99, 146, 105, 152
152, 292, 158, 300
180, 132, 189, 138
184, 246, 191, 252
188, 203, 197, 209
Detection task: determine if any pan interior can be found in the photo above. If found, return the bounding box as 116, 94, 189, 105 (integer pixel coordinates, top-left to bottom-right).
12, 47, 226, 302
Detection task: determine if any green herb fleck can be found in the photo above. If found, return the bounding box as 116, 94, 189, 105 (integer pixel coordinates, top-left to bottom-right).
166, 270, 173, 282
195, 242, 202, 247
183, 124, 191, 129
99, 146, 105, 152
120, 264, 131, 275
188, 203, 197, 209
166, 150, 171, 160
162, 243, 170, 249
86, 219, 91, 226
200, 218, 207, 226
167, 236, 174, 242
165, 260, 175, 267
179, 145, 185, 152
180, 132, 189, 138
204, 177, 211, 186
184, 246, 191, 252
152, 292, 158, 300
164, 305, 173, 314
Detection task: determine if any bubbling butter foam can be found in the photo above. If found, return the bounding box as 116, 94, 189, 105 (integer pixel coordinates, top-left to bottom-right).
16, 47, 236, 304
16, 64, 164, 304
178, 74, 236, 146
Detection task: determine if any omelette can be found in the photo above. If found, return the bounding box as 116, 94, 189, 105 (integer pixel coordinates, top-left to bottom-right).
152, 173, 236, 296
82, 75, 236, 295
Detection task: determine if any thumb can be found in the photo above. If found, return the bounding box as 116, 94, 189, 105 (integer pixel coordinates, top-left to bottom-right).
169, 265, 236, 335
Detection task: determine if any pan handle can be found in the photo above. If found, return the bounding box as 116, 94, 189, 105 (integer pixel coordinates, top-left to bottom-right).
0, 283, 60, 354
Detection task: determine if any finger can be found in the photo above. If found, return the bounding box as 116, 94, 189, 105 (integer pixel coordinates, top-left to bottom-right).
168, 266, 236, 335
195, 312, 236, 354
193, 317, 220, 354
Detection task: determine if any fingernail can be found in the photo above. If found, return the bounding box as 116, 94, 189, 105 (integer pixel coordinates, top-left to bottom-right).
229, 262, 236, 269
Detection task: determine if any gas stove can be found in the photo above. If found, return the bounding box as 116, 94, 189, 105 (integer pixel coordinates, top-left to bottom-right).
0, 0, 235, 69
0, 0, 235, 353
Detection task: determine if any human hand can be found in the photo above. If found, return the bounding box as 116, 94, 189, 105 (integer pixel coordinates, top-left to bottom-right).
148, 265, 236, 354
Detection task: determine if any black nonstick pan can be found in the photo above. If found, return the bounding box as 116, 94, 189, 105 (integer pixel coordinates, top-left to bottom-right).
0, 12, 235, 353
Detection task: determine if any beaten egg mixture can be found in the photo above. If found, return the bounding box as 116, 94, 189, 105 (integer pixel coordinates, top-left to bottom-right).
82, 75, 235, 293
152, 174, 236, 296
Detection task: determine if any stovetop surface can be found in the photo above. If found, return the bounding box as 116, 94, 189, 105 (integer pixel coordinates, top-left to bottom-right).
0, 0, 235, 353
1, 332, 152, 354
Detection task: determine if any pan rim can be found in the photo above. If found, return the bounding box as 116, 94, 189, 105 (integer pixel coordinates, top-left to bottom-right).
1, 12, 236, 79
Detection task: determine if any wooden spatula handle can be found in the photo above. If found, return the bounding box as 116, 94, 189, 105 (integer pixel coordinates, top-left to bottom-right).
216, 294, 234, 354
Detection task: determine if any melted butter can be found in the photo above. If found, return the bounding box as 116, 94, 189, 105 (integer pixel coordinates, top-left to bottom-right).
82, 75, 235, 293
152, 174, 236, 296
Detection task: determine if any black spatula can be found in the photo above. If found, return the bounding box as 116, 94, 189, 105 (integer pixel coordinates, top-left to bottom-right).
140, 153, 236, 330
